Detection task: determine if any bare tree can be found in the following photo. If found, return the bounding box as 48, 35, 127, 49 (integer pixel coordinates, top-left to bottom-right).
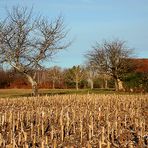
48, 66, 62, 89
65, 65, 85, 90
85, 62, 97, 89
97, 73, 111, 89
86, 40, 133, 91
0, 6, 69, 95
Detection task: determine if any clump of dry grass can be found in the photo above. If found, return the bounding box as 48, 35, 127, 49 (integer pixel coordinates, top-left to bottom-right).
0, 94, 147, 147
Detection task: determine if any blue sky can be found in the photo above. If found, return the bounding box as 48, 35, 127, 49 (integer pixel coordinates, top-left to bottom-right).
0, 0, 148, 68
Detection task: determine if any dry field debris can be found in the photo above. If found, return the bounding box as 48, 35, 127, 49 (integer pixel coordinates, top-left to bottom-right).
0, 94, 147, 147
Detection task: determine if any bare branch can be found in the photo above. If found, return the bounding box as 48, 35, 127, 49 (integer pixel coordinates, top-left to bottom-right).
85, 39, 134, 91
0, 6, 70, 95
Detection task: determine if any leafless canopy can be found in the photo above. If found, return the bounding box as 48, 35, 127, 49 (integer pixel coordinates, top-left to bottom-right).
0, 6, 69, 72
0, 6, 70, 95
86, 39, 134, 91
86, 40, 133, 76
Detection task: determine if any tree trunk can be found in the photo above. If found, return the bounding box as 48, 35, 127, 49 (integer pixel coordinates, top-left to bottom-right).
75, 76, 79, 90
115, 78, 124, 91
76, 81, 79, 90
90, 80, 94, 90
25, 74, 38, 96
105, 79, 108, 89
115, 79, 119, 91
88, 79, 94, 90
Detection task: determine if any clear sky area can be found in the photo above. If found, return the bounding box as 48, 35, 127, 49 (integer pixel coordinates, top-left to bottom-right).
0, 0, 148, 68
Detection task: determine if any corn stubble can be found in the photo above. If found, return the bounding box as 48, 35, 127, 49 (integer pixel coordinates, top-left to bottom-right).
0, 94, 147, 147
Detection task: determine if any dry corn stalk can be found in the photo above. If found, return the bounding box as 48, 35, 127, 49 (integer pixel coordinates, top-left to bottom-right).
0, 94, 147, 147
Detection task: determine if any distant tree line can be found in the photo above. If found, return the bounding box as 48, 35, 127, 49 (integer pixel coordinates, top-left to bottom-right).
0, 61, 148, 92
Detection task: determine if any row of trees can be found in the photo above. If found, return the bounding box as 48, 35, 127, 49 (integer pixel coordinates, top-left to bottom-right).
0, 62, 148, 92
0, 65, 113, 89
0, 6, 147, 95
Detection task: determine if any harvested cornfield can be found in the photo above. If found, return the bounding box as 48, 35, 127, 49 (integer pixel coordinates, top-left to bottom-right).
0, 94, 147, 147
